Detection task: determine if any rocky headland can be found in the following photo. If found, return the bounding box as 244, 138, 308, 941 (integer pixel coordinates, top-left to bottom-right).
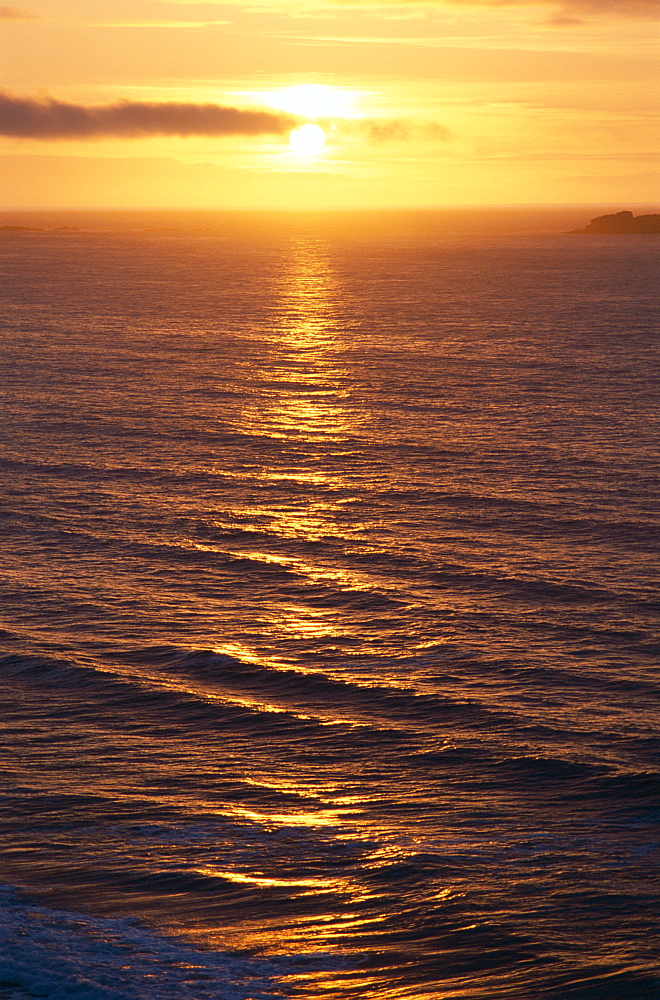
570, 211, 660, 234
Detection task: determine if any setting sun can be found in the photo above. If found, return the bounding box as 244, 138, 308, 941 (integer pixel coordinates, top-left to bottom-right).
289, 123, 327, 157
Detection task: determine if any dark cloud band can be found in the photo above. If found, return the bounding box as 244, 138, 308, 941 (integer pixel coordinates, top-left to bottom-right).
0, 6, 37, 18
0, 93, 298, 140
339, 0, 655, 15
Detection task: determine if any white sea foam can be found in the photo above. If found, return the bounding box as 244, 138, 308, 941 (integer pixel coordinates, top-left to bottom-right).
0, 884, 292, 1000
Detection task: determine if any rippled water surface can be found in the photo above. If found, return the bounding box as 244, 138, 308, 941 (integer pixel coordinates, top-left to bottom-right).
0, 210, 658, 999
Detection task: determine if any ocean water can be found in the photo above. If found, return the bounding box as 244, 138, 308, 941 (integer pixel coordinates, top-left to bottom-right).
0, 209, 658, 1000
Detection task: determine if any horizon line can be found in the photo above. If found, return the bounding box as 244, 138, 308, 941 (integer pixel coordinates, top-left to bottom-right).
2, 202, 659, 213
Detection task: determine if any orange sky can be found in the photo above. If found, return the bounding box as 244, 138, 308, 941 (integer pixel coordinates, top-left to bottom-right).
0, 0, 658, 207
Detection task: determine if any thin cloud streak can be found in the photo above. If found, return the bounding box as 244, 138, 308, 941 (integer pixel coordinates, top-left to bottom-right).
335, 0, 657, 15
96, 21, 232, 29
194, 0, 658, 20
0, 93, 297, 140
0, 5, 37, 17
339, 119, 452, 143
547, 0, 658, 18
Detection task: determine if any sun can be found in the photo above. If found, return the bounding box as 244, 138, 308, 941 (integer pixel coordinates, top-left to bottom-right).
289, 123, 327, 157
247, 82, 357, 159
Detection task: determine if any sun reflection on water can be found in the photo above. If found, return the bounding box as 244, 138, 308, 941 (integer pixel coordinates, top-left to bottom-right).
227, 240, 375, 665
178, 241, 417, 984
242, 238, 355, 444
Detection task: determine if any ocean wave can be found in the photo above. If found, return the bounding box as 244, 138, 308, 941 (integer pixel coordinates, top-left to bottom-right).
0, 646, 492, 729
0, 882, 335, 1000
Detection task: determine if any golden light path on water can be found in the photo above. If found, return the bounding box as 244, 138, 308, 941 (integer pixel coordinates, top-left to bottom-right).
171, 239, 436, 997
215, 240, 410, 671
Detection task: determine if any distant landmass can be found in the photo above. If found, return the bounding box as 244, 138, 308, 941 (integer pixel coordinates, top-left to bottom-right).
570, 211, 660, 234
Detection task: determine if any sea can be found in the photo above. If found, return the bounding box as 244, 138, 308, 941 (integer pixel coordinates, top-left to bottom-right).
0, 207, 658, 1000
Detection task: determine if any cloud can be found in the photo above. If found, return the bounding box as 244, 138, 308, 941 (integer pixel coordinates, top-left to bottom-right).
340, 119, 452, 143
96, 21, 232, 28
363, 0, 657, 17
388, 0, 654, 14
212, 0, 658, 20
0, 94, 451, 149
0, 5, 37, 17
0, 93, 298, 140
545, 0, 659, 19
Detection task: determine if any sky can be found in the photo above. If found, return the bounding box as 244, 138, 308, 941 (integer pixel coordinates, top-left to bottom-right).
0, 0, 658, 208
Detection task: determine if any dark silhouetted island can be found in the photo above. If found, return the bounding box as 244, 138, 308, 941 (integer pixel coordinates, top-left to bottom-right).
570, 211, 660, 234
